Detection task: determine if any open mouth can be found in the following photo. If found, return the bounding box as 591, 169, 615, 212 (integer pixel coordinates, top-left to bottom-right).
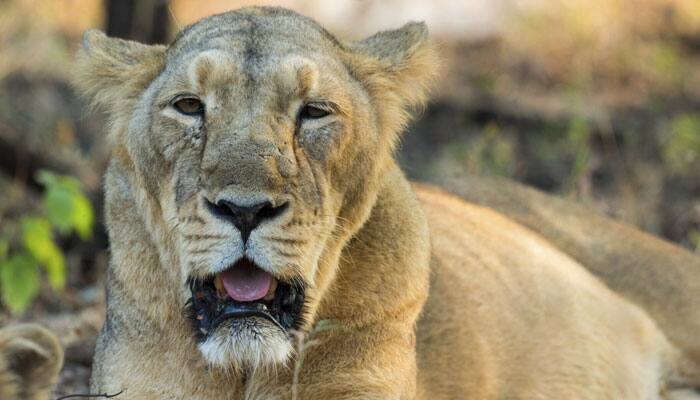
186, 259, 305, 341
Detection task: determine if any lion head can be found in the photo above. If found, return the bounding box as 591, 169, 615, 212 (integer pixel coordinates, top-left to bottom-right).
75, 7, 436, 371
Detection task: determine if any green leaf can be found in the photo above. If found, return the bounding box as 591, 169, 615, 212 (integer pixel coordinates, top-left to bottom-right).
41, 243, 66, 291
71, 192, 94, 240
0, 253, 40, 314
21, 217, 52, 249
37, 170, 94, 239
36, 169, 58, 187
21, 217, 66, 290
664, 114, 700, 174
37, 170, 80, 192
45, 184, 74, 234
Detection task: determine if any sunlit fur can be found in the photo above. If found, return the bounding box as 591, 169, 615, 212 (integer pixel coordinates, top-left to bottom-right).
74, 6, 700, 399
0, 324, 63, 400
434, 174, 700, 374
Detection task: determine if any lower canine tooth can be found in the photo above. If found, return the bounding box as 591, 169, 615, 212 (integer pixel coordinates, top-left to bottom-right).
264, 278, 278, 301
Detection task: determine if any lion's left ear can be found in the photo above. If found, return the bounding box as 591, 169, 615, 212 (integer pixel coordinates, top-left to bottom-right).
349, 22, 439, 137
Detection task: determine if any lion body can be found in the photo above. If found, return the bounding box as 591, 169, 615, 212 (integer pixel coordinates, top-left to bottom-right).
73, 7, 700, 399
435, 175, 700, 365
416, 186, 683, 399
88, 169, 695, 400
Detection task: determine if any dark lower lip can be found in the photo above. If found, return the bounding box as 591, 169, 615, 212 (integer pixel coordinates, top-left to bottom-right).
211, 302, 285, 331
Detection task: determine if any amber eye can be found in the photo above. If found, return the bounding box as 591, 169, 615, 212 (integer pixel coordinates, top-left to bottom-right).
299, 104, 330, 120
173, 97, 204, 116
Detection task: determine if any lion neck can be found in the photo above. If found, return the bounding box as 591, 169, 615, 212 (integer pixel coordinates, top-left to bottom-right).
313, 162, 431, 329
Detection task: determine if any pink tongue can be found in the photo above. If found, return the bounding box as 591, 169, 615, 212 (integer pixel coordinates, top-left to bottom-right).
220, 260, 272, 302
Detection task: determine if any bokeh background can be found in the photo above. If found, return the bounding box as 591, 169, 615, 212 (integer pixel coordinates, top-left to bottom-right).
0, 0, 699, 395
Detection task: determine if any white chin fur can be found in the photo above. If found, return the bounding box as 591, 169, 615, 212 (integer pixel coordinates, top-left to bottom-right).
198, 320, 292, 371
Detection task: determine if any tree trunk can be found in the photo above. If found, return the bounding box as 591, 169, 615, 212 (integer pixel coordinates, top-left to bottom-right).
105, 0, 171, 44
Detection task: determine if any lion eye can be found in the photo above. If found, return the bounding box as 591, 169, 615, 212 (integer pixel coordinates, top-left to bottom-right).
173, 98, 204, 116
299, 104, 330, 120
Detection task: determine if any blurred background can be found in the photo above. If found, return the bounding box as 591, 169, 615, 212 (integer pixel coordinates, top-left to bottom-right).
0, 0, 699, 395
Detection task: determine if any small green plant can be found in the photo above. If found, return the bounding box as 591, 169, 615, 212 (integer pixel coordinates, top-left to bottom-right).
689, 228, 700, 254
0, 170, 94, 314
564, 115, 592, 193
461, 122, 516, 177
663, 113, 700, 174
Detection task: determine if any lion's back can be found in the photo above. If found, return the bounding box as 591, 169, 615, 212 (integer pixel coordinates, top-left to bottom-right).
433, 175, 700, 365
414, 185, 677, 399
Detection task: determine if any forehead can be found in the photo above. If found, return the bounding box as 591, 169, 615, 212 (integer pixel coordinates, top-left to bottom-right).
166, 8, 345, 70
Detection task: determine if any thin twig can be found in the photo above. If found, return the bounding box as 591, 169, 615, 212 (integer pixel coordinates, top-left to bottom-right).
55, 390, 124, 400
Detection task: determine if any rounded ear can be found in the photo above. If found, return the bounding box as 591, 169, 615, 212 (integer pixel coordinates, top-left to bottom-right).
354, 21, 430, 66
0, 324, 63, 400
348, 22, 440, 142
73, 29, 166, 118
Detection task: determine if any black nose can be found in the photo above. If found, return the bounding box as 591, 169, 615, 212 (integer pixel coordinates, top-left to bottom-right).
207, 199, 288, 242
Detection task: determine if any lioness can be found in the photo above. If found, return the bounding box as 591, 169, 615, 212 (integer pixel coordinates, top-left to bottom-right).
75, 7, 699, 399
0, 323, 63, 400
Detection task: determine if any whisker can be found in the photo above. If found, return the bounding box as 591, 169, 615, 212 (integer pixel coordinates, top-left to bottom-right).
184, 234, 226, 240
262, 236, 308, 245
189, 248, 211, 255
180, 215, 206, 225
168, 220, 182, 236
275, 248, 302, 258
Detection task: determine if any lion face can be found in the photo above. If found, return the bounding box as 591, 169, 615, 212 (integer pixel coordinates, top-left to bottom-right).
76, 7, 436, 370
148, 15, 380, 369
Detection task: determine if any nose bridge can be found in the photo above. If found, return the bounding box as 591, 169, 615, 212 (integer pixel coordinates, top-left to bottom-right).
202, 118, 282, 197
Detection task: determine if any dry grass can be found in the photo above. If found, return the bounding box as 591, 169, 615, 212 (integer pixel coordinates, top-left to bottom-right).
502, 0, 700, 97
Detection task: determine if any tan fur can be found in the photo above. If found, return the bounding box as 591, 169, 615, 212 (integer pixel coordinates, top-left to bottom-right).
73, 7, 698, 399
415, 186, 697, 399
433, 175, 700, 367
0, 324, 63, 400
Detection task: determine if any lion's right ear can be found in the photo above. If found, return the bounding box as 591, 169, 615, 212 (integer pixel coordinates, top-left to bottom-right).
73, 30, 166, 114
